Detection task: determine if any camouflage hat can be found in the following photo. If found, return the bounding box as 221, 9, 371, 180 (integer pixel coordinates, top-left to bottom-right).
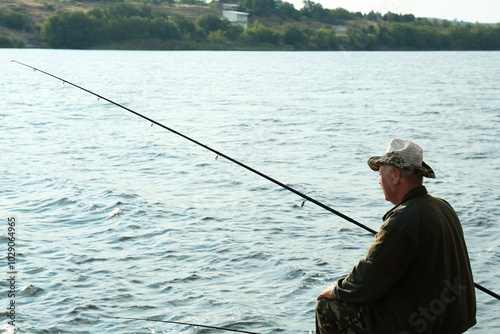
368, 139, 435, 178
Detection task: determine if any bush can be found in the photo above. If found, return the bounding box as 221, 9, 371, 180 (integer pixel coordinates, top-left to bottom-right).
149, 17, 181, 40
41, 11, 96, 48
240, 22, 279, 45
0, 11, 32, 31
208, 30, 225, 44
196, 14, 230, 33
225, 24, 244, 41
282, 25, 305, 47
0, 28, 25, 47
276, 2, 300, 21
41, 3, 185, 48
311, 28, 339, 50
33, 0, 500, 50
0, 28, 10, 47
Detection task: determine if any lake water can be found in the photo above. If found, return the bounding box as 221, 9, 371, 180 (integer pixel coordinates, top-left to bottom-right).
1, 49, 499, 333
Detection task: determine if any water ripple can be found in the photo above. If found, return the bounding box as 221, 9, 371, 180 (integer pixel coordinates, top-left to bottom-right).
1, 50, 498, 333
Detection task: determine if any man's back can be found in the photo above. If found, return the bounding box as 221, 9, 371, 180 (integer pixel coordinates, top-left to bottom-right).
317, 140, 477, 334
362, 187, 476, 333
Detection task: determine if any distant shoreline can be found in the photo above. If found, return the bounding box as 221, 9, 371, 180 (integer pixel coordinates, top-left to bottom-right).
1, 1, 499, 51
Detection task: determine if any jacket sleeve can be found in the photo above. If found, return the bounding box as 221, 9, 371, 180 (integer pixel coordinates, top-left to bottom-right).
333, 205, 420, 303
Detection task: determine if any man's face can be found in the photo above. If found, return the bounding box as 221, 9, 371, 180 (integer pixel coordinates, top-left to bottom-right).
379, 164, 396, 204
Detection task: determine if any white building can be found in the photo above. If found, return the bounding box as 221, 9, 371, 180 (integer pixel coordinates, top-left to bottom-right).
222, 4, 239, 10
222, 11, 249, 29
332, 25, 350, 37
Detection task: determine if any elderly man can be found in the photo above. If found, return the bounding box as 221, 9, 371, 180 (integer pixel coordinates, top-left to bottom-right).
316, 139, 476, 334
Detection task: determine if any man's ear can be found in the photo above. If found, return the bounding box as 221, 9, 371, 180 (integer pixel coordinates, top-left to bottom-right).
392, 167, 401, 185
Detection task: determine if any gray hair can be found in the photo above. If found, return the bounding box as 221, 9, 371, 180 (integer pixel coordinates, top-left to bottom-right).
382, 164, 423, 183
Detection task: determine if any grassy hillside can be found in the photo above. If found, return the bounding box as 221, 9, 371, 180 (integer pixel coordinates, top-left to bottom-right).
0, 0, 346, 49
0, 0, 337, 29
0, 0, 220, 47
0, 0, 323, 43
1, 0, 498, 50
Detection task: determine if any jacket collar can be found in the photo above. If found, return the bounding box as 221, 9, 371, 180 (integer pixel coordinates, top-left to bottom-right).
382, 186, 428, 221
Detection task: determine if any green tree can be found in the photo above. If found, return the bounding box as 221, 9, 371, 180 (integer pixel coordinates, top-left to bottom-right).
446, 24, 479, 49
225, 24, 244, 41
0, 28, 10, 47
276, 1, 300, 21
65, 11, 96, 48
330, 7, 351, 21
401, 14, 416, 23
347, 27, 376, 50
239, 28, 258, 45
87, 8, 105, 20
420, 25, 440, 49
196, 14, 229, 34
253, 0, 275, 10
243, 0, 254, 9
149, 17, 181, 40
108, 17, 138, 42
252, 0, 276, 16
439, 33, 452, 49
172, 15, 196, 36
376, 24, 396, 47
208, 29, 225, 44
86, 8, 108, 44
310, 28, 339, 50
441, 20, 452, 28
472, 25, 500, 50
1, 11, 32, 30
282, 25, 305, 48
254, 23, 279, 45
240, 21, 279, 45
41, 11, 96, 48
383, 12, 399, 22
106, 3, 146, 19
388, 23, 424, 49
301, 1, 327, 22
366, 11, 380, 22
41, 14, 65, 48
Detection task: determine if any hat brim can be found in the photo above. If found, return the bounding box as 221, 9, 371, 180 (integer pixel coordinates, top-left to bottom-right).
368, 154, 435, 178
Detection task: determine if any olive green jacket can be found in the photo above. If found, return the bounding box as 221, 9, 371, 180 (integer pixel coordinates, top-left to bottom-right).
333, 186, 476, 333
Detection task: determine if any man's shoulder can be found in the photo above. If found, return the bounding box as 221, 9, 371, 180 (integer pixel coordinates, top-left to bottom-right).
382, 199, 420, 240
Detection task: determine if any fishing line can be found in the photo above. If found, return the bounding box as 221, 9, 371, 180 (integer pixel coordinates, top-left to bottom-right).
12, 60, 376, 234
13, 60, 499, 302
101, 316, 262, 334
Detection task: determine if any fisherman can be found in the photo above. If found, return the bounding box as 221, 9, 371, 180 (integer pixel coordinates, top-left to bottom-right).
316, 139, 476, 334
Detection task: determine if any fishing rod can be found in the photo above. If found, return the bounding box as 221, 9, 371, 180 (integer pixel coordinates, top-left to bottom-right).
102, 315, 262, 334
13, 60, 500, 301
11, 60, 376, 234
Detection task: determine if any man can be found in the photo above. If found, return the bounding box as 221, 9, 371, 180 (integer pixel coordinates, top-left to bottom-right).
316, 139, 476, 334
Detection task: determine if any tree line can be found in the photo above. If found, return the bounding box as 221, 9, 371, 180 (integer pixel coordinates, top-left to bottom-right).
39, 2, 500, 51
0, 7, 32, 47
40, 3, 339, 50
2, 1, 499, 50
347, 22, 500, 50
244, 0, 500, 50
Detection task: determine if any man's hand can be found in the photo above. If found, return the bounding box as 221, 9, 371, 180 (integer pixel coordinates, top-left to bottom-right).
317, 283, 336, 300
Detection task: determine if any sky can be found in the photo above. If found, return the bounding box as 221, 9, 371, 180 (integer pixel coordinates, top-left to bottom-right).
287, 0, 500, 23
